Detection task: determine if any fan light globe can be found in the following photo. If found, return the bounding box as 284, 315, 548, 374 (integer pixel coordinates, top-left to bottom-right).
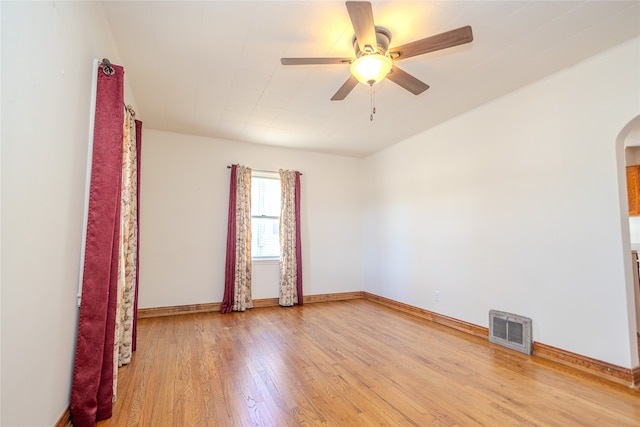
350, 54, 392, 85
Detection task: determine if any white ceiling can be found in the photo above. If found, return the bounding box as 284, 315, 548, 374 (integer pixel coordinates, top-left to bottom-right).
101, 1, 640, 157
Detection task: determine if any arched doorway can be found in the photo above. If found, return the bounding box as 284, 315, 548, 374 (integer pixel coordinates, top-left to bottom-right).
616, 114, 640, 369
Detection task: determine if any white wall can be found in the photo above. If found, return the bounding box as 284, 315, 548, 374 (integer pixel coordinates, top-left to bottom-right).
628, 217, 640, 245
139, 130, 363, 308
362, 38, 640, 369
1, 2, 127, 425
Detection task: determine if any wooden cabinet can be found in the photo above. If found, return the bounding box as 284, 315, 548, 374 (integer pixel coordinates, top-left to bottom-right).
627, 165, 640, 216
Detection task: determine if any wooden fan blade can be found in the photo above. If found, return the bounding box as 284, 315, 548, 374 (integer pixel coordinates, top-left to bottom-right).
386, 66, 429, 95
331, 75, 359, 101
389, 26, 473, 61
281, 57, 353, 65
346, 1, 377, 53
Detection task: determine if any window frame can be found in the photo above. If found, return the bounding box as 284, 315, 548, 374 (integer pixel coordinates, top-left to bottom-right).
250, 171, 281, 260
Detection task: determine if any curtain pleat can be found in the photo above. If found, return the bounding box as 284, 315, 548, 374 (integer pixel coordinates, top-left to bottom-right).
294, 171, 303, 304
221, 165, 238, 313
279, 169, 303, 306
132, 119, 142, 351
114, 106, 138, 398
222, 165, 253, 313
70, 64, 125, 427
233, 166, 253, 311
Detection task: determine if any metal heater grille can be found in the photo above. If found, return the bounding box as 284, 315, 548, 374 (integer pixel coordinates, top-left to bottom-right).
489, 310, 532, 354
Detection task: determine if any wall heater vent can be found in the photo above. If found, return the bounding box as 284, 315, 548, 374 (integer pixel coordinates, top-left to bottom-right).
489, 310, 532, 355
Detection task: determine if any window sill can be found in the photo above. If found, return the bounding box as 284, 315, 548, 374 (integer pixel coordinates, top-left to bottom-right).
252, 257, 280, 265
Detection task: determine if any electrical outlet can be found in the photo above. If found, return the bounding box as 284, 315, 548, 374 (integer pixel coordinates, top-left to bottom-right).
435, 290, 440, 302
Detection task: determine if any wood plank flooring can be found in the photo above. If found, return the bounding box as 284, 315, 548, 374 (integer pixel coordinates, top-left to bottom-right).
98, 300, 640, 426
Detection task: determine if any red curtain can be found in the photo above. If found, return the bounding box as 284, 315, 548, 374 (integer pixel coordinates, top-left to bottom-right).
221, 164, 237, 313
70, 64, 124, 426
295, 171, 303, 304
132, 119, 142, 351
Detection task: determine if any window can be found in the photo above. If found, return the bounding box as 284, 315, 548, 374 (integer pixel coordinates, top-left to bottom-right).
251, 173, 281, 258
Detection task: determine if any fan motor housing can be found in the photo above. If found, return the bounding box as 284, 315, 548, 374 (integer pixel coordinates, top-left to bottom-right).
353, 26, 391, 57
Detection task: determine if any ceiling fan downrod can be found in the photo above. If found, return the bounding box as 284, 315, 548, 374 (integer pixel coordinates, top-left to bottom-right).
369, 81, 376, 122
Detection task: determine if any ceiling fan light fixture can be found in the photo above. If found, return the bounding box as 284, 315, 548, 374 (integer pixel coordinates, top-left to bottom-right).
350, 54, 392, 85
280, 2, 473, 101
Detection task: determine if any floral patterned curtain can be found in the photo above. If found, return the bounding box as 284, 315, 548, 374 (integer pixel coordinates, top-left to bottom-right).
113, 105, 138, 397
279, 169, 303, 306
222, 164, 253, 312
234, 165, 253, 311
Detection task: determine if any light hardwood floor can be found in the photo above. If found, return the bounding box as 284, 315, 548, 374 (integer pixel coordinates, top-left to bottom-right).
98, 300, 640, 426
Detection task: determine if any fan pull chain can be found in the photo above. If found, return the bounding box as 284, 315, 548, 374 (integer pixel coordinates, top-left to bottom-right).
370, 82, 376, 122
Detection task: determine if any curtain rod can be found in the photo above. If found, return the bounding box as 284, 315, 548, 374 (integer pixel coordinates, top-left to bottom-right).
227, 165, 302, 175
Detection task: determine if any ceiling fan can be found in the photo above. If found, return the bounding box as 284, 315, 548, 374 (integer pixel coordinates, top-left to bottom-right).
281, 1, 473, 101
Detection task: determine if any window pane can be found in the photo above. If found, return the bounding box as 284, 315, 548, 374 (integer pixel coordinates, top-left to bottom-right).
251, 217, 280, 258
251, 175, 280, 258
251, 177, 281, 217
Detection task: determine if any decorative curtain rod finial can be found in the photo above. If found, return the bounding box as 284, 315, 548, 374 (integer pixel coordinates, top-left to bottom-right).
100, 58, 115, 75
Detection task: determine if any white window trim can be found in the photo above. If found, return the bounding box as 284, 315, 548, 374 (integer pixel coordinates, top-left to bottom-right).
252, 257, 280, 265
251, 171, 281, 260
